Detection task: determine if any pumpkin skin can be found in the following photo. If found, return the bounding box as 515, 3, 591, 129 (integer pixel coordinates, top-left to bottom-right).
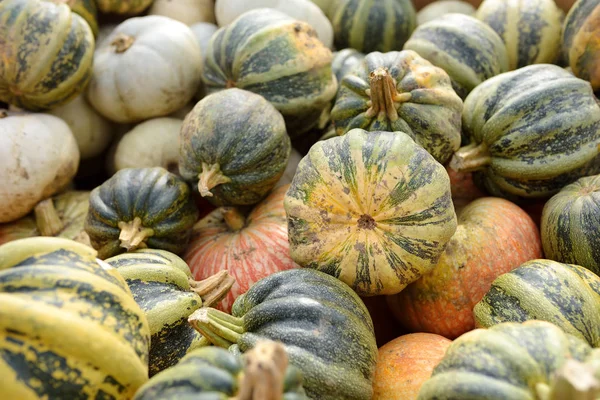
85, 167, 199, 259
416, 0, 476, 25
386, 197, 543, 339
149, 0, 216, 25
47, 0, 99, 36
474, 259, 600, 347
0, 237, 151, 399
332, 48, 366, 85
189, 268, 378, 400
179, 88, 291, 207
541, 174, 600, 275
95, 0, 153, 15
284, 129, 457, 296
0, 0, 94, 111
451, 64, 600, 201
330, 50, 463, 164
446, 165, 487, 210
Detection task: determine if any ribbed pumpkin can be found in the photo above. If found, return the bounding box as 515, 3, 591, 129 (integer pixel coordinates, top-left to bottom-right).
0, 237, 151, 399
403, 13, 509, 99
330, 50, 463, 164
416, 0, 476, 25
474, 259, 600, 348
541, 174, 600, 276
179, 88, 291, 207
95, 0, 153, 15
284, 129, 457, 297
202, 8, 337, 137
189, 268, 378, 400
85, 167, 199, 259
450, 64, 600, 201
0, 0, 94, 111
46, 0, 98, 36
332, 49, 366, 86
387, 197, 542, 339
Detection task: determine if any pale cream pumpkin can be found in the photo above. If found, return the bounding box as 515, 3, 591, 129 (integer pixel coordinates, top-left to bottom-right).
190, 22, 218, 62
417, 0, 476, 25
148, 0, 216, 25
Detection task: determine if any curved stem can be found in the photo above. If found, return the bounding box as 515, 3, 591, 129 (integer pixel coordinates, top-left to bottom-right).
198, 163, 231, 198
34, 198, 64, 236
189, 270, 235, 308
188, 307, 244, 348
365, 67, 411, 122
547, 359, 600, 400
234, 341, 289, 400
117, 217, 154, 251
222, 207, 246, 231
111, 33, 134, 53
449, 142, 492, 173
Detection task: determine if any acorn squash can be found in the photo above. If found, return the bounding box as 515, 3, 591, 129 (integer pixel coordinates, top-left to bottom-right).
332, 49, 366, 86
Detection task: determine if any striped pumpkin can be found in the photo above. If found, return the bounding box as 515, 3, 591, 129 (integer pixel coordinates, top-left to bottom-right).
184, 184, 299, 314
0, 237, 151, 399
451, 64, 600, 201
403, 13, 509, 99
541, 174, 600, 276
284, 129, 457, 297
47, 0, 98, 36
330, 50, 463, 164
416, 1, 476, 25
332, 48, 365, 86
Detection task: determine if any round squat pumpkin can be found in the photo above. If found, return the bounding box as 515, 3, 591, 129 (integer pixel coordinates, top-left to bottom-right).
416, 1, 476, 25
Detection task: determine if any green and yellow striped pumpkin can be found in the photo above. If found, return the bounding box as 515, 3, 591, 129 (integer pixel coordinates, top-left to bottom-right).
47, 0, 98, 37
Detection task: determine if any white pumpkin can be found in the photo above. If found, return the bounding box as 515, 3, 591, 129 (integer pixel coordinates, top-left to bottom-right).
274, 147, 302, 188
214, 0, 334, 48
417, 1, 476, 25
190, 22, 218, 62
86, 16, 203, 124
0, 111, 80, 223
148, 0, 216, 25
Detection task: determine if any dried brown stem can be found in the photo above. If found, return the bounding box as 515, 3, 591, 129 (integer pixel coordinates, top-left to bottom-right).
198, 163, 231, 198
111, 33, 135, 53
365, 67, 411, 121
449, 142, 491, 173
234, 341, 289, 400
34, 198, 64, 237
118, 217, 154, 251
189, 270, 235, 308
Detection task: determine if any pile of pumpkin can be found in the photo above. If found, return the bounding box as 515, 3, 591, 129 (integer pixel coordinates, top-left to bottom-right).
1, 0, 600, 398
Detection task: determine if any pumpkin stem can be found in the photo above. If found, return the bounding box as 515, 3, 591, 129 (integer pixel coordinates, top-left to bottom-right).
34, 198, 64, 237
536, 359, 600, 400
449, 142, 491, 173
222, 207, 246, 231
198, 163, 232, 198
188, 307, 244, 348
189, 270, 235, 308
111, 33, 135, 53
117, 217, 154, 251
234, 341, 289, 400
365, 67, 411, 122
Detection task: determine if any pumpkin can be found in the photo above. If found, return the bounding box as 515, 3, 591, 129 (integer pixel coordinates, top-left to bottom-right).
386, 197, 543, 339
95, 0, 153, 15
541, 174, 600, 276
330, 50, 463, 164
0, 110, 80, 224
332, 48, 366, 86
184, 184, 299, 313
450, 64, 600, 201
275, 148, 303, 188
179, 88, 291, 207
149, 0, 216, 25
0, 0, 94, 111
133, 341, 308, 400
86, 16, 203, 124
446, 165, 487, 210
189, 22, 218, 63
189, 268, 378, 400
201, 8, 337, 138
0, 236, 151, 399
47, 0, 99, 36
418, 320, 600, 400
329, 0, 417, 53
309, 0, 335, 17
84, 167, 199, 259
416, 0, 476, 25
105, 248, 234, 376
474, 259, 600, 347
284, 129, 457, 297
562, 0, 600, 91
372, 333, 452, 400
403, 13, 509, 99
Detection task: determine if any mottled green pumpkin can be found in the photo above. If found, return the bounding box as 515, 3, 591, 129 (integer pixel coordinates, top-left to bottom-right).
85, 167, 199, 259
450, 64, 600, 201
189, 268, 378, 400
474, 259, 600, 348
332, 49, 365, 86
47, 0, 98, 36
0, 0, 94, 111
95, 0, 153, 15
202, 8, 337, 138
284, 129, 457, 296
403, 13, 509, 99
179, 88, 291, 207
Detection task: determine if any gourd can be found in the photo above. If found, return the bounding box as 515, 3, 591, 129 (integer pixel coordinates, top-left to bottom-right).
0, 111, 80, 224
84, 167, 199, 259
189, 268, 378, 400
476, 0, 565, 70
86, 16, 203, 124
332, 49, 366, 86
189, 22, 218, 63
474, 259, 600, 347
403, 14, 509, 99
179, 88, 291, 207
284, 129, 458, 296
149, 0, 216, 25
202, 8, 337, 138
541, 174, 600, 276
105, 249, 234, 376
386, 197, 542, 339
214, 0, 334, 49
450, 64, 600, 201
416, 0, 476, 25
184, 184, 299, 313
330, 50, 463, 164
0, 0, 94, 111
46, 0, 99, 37
0, 236, 151, 399
329, 0, 417, 53
95, 0, 153, 15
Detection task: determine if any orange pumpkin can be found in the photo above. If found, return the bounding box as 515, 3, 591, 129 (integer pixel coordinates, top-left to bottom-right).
372, 333, 452, 400
386, 197, 542, 339
446, 165, 486, 210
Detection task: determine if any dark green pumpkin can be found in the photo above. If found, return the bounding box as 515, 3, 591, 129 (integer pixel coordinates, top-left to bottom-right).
330, 50, 463, 164
179, 88, 291, 207
85, 167, 199, 259
189, 268, 378, 400
450, 64, 600, 201
47, 0, 98, 37
474, 259, 600, 348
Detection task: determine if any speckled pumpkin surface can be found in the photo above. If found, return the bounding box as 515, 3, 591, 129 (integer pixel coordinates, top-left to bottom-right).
284, 129, 457, 296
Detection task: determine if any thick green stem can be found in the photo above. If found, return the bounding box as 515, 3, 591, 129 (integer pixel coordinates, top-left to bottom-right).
365, 67, 411, 122
118, 217, 154, 251
188, 307, 244, 349
189, 270, 235, 308
234, 341, 288, 400
222, 207, 246, 231
449, 142, 491, 173
34, 198, 64, 236
198, 163, 231, 198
